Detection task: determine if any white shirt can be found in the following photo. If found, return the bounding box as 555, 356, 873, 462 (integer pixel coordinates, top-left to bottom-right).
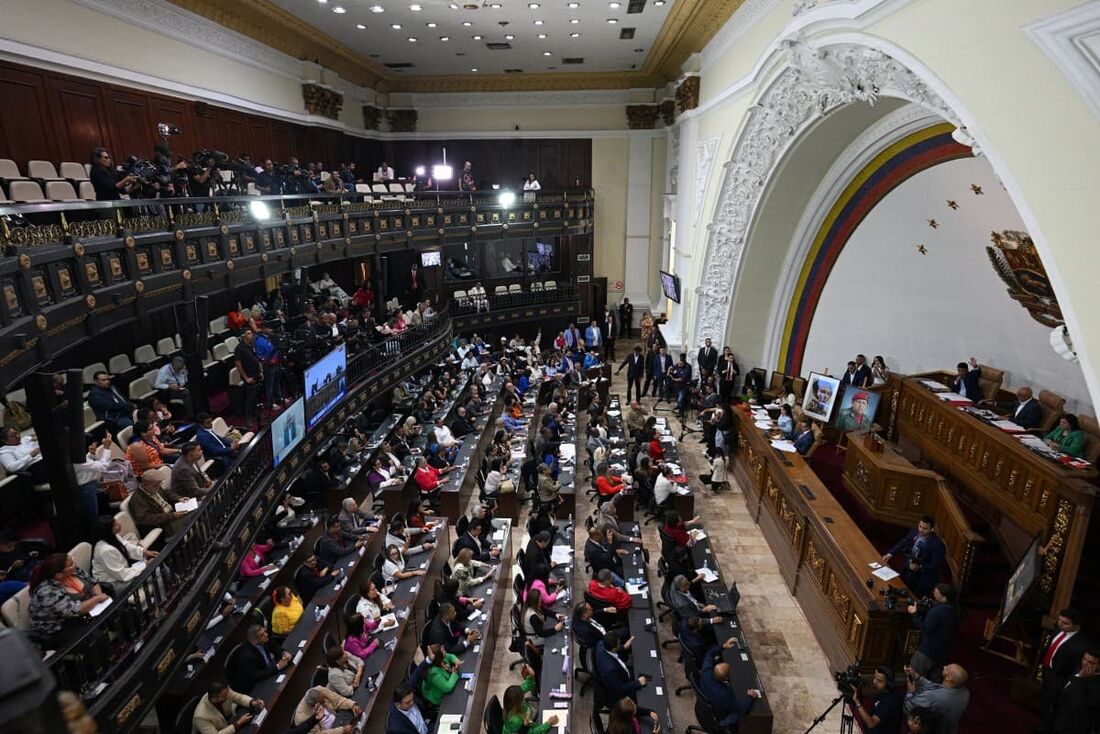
654, 474, 676, 505
0, 438, 40, 473
434, 424, 455, 446
356, 590, 392, 621
154, 363, 188, 390
1015, 398, 1035, 418
377, 166, 395, 180
523, 179, 541, 191
92, 538, 145, 583
74, 446, 112, 485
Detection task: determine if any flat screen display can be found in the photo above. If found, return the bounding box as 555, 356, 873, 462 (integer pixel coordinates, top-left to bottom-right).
305, 344, 347, 429
271, 397, 305, 467
1001, 536, 1041, 627
832, 385, 882, 432
421, 250, 442, 267
660, 271, 681, 303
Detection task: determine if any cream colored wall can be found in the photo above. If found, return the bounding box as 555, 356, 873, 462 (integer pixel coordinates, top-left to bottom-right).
680, 0, 1100, 406
415, 106, 628, 133
1, 0, 308, 115
648, 136, 668, 307
592, 137, 629, 293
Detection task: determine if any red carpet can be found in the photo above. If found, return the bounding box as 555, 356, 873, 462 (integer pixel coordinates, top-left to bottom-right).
809, 444, 1039, 734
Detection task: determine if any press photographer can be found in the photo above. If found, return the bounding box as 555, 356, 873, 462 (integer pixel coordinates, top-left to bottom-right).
89, 147, 138, 201
882, 515, 946, 597
188, 149, 229, 199
908, 582, 959, 682
849, 666, 902, 734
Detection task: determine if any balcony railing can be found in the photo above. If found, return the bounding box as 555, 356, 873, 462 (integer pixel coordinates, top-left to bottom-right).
46, 312, 453, 731
450, 282, 578, 316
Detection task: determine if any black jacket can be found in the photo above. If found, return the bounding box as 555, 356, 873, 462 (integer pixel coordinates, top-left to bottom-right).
1053, 674, 1100, 734
293, 565, 332, 605
595, 642, 641, 702
423, 616, 469, 655
386, 702, 428, 734
696, 347, 718, 374
618, 353, 646, 379
584, 538, 623, 576
452, 532, 492, 563
318, 534, 358, 568
226, 642, 282, 693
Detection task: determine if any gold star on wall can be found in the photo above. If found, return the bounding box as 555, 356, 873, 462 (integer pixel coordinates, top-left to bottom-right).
928, 219, 939, 229
970, 184, 984, 195
946, 200, 959, 210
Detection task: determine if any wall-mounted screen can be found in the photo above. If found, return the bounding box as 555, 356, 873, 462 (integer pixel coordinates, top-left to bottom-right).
421, 250, 442, 267
305, 344, 347, 429
660, 271, 681, 303
272, 397, 305, 467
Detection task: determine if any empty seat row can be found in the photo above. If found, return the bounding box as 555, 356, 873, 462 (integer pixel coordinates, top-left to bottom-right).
0, 159, 90, 182
4, 179, 96, 203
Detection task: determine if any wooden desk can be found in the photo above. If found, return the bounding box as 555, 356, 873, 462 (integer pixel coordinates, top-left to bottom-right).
891, 376, 1095, 615
842, 435, 983, 591
730, 409, 912, 671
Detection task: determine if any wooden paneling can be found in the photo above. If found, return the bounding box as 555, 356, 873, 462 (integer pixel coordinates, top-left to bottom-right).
0, 60, 593, 188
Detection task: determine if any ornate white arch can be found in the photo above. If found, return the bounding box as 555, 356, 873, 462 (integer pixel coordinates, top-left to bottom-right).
691, 39, 968, 350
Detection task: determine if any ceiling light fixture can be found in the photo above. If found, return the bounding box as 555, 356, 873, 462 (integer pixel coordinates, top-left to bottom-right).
471, 67, 478, 71
472, 34, 482, 38
536, 32, 547, 38
606, 17, 617, 23
357, 23, 366, 29
534, 19, 544, 25
462, 20, 473, 26
609, 1, 620, 6
569, 18, 580, 23
505, 33, 514, 39
542, 50, 551, 56
528, 1, 540, 6
317, 0, 328, 3
653, 0, 664, 4
570, 31, 580, 37
567, 1, 579, 7
440, 35, 450, 40
369, 4, 384, 11
449, 2, 458, 7
490, 2, 502, 7
408, 36, 418, 41
427, 21, 437, 26
391, 23, 402, 28
332, 5, 346, 12
409, 3, 422, 9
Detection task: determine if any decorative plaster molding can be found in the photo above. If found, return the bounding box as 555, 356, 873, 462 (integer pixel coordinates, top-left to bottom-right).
407, 89, 632, 108
71, 0, 300, 80
668, 128, 681, 195
1025, 0, 1100, 122
694, 137, 721, 225
700, 0, 782, 70
691, 40, 962, 351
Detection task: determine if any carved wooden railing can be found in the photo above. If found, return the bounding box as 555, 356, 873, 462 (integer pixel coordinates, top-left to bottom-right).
842, 437, 984, 591
0, 189, 594, 392
45, 313, 453, 733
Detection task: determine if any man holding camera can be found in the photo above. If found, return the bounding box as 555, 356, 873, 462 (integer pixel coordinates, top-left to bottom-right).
908, 582, 959, 681
850, 667, 902, 734
904, 663, 970, 734
883, 515, 946, 598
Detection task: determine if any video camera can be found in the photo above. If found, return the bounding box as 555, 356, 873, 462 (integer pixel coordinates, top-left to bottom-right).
877, 585, 912, 611
833, 659, 862, 697
191, 149, 229, 169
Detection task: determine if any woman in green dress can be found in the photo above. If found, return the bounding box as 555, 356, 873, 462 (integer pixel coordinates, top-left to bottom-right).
420, 644, 461, 706
502, 666, 559, 734
1044, 414, 1086, 458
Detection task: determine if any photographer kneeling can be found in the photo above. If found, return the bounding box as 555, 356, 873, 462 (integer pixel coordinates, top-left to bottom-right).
850, 667, 902, 734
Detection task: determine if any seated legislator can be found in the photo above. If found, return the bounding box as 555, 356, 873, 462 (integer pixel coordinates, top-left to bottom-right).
502, 675, 558, 734
125, 421, 167, 477
423, 602, 480, 655
595, 463, 627, 502
130, 473, 191, 538
572, 601, 630, 650
28, 553, 111, 647
291, 686, 362, 734
87, 371, 135, 430
595, 631, 647, 703
271, 585, 304, 636
338, 497, 378, 537
1045, 414, 1087, 458
699, 639, 761, 728
383, 544, 427, 584
792, 419, 816, 456
387, 683, 430, 734
413, 458, 442, 504
192, 680, 264, 734
587, 569, 631, 614
294, 553, 341, 605
325, 645, 366, 698
195, 413, 239, 474
171, 443, 214, 496
227, 625, 292, 694
584, 527, 626, 583
420, 644, 461, 708
318, 518, 366, 568
951, 358, 982, 401
451, 520, 499, 563
343, 612, 381, 660
91, 517, 157, 585
239, 536, 277, 578
355, 578, 395, 621
1007, 386, 1042, 429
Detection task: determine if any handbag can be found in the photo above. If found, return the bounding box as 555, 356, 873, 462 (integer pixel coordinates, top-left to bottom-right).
499, 479, 516, 494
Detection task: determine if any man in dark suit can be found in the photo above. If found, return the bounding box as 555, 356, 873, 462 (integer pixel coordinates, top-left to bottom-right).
387, 683, 431, 734
572, 601, 629, 649
601, 309, 618, 361
317, 517, 365, 568
451, 522, 499, 563
883, 515, 947, 597
227, 624, 292, 693
951, 358, 982, 400
1042, 609, 1092, 731
616, 346, 646, 403
595, 631, 647, 703
908, 583, 959, 680
649, 347, 672, 399
699, 639, 761, 727
718, 353, 740, 402
583, 526, 625, 581
1008, 386, 1043, 429
1051, 649, 1100, 734
423, 603, 479, 655
793, 419, 816, 456
87, 371, 135, 431
293, 553, 341, 605
522, 531, 554, 580
696, 338, 718, 377
618, 298, 634, 339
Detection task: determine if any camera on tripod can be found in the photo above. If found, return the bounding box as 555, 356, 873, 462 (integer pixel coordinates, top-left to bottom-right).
192, 149, 229, 169
833, 659, 862, 697
877, 585, 911, 611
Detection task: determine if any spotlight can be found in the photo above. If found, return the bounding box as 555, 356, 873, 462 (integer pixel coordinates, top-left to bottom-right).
415, 165, 426, 176
249, 200, 272, 220
432, 164, 454, 180
498, 191, 516, 208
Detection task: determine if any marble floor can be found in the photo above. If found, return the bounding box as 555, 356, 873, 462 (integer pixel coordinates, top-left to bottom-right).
478, 344, 845, 734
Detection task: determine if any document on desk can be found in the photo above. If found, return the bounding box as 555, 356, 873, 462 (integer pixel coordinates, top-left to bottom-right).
696, 567, 719, 583
378, 613, 398, 631
872, 566, 900, 581
174, 498, 199, 513
541, 709, 568, 734
88, 598, 113, 617
551, 546, 573, 565
770, 439, 797, 453
992, 420, 1025, 433
936, 392, 971, 404
918, 379, 948, 392
688, 528, 707, 541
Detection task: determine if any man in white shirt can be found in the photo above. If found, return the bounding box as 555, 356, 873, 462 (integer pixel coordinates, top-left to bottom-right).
154, 356, 192, 416
653, 464, 678, 507
433, 418, 456, 448
376, 162, 395, 182
0, 427, 40, 475
74, 436, 114, 528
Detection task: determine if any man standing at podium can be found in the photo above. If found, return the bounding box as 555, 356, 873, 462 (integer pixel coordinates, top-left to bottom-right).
883, 515, 946, 597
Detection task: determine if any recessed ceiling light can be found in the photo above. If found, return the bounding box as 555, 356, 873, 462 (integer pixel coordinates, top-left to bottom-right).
653, 0, 664, 4
369, 4, 384, 11
332, 5, 346, 12
528, 1, 540, 6
472, 34, 482, 38
317, 0, 327, 4
534, 19, 544, 24
570, 32, 580, 37
409, 3, 422, 9
542, 50, 551, 56
407, 36, 418, 41
450, 2, 458, 7
462, 20, 473, 26
440, 35, 450, 40
456, 51, 465, 55
569, 18, 580, 23
567, 2, 578, 7
606, 17, 617, 23
427, 21, 437, 26
536, 32, 547, 38
391, 23, 402, 28
471, 67, 478, 71
609, 1, 620, 6
357, 23, 366, 29
490, 2, 502, 7
505, 33, 514, 39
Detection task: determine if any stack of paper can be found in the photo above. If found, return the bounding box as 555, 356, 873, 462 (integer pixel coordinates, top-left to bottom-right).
551, 546, 573, 565
174, 497, 199, 512
696, 566, 719, 583
770, 439, 797, 453
626, 582, 647, 595
541, 710, 568, 734
872, 566, 900, 581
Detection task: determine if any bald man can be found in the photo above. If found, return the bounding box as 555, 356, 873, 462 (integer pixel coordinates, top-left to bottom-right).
699, 638, 761, 728
904, 663, 970, 734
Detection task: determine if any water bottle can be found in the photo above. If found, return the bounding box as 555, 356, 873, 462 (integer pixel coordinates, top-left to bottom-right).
367, 674, 376, 692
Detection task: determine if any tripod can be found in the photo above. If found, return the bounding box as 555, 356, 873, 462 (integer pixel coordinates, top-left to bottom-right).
802, 694, 855, 734
677, 402, 702, 441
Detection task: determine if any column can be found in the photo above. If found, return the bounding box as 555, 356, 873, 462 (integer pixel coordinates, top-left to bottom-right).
664, 116, 697, 353
623, 133, 654, 313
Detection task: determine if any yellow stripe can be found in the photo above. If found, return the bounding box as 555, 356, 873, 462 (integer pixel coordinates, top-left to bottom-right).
776, 123, 955, 369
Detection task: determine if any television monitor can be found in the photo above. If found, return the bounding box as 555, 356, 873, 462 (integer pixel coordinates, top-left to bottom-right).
660, 270, 681, 303
1000, 536, 1041, 627
527, 240, 554, 273
832, 385, 882, 432
271, 397, 305, 467
305, 343, 347, 429
421, 250, 442, 267
802, 371, 841, 423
